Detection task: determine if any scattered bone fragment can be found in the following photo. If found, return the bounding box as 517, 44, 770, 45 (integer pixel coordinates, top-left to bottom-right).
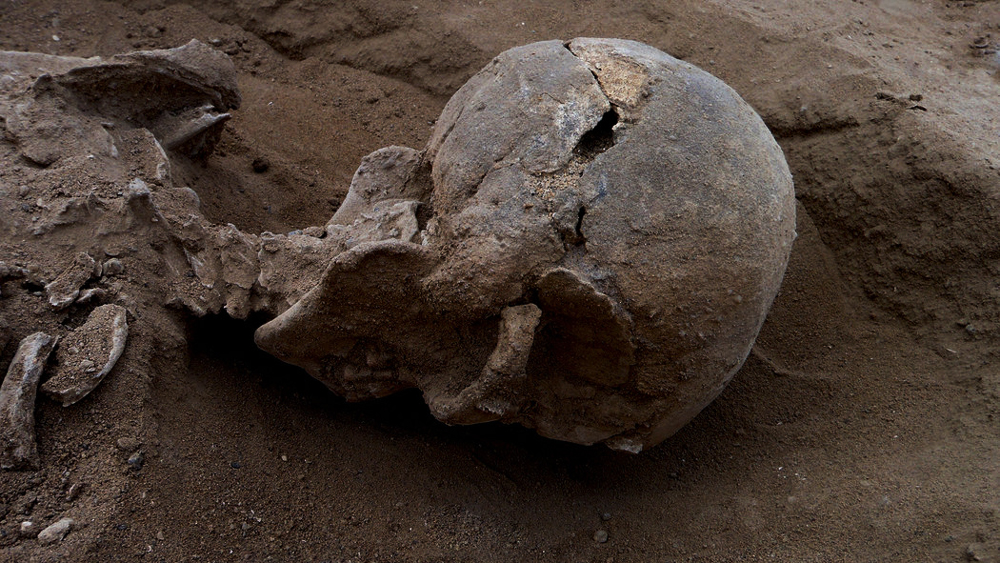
0, 39, 239, 167
41, 304, 128, 407
74, 288, 106, 305
36, 518, 73, 545
152, 104, 232, 158
43, 253, 96, 309
0, 332, 57, 470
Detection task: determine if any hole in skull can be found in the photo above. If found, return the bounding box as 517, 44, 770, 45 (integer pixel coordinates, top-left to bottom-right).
574, 109, 618, 158
415, 201, 434, 234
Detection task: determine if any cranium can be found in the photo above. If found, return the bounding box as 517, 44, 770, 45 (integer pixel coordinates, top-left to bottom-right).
255, 38, 795, 451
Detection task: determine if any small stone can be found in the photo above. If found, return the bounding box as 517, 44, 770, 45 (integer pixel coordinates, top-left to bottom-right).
593, 529, 609, 543
127, 450, 144, 470
230, 461, 241, 469
65, 483, 83, 501
37, 518, 73, 545
101, 258, 124, 277
156, 530, 165, 541
966, 543, 993, 562
600, 512, 612, 521
20, 521, 35, 536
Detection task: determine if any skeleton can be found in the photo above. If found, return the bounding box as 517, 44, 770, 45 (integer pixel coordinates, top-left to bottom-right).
0, 38, 794, 453
254, 39, 796, 451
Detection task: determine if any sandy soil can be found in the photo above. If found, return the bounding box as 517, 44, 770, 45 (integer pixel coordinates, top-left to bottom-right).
1, 0, 999, 561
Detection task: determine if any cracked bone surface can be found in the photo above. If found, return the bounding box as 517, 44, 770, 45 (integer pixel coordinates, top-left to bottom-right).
255, 38, 796, 451
1, 333, 57, 470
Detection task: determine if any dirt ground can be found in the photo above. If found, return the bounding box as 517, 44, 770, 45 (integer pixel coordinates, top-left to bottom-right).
2, 0, 1000, 561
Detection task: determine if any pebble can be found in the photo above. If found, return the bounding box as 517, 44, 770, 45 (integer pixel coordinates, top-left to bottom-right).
37, 518, 73, 545
20, 521, 35, 536
600, 512, 612, 521
101, 258, 124, 277
594, 529, 609, 543
966, 543, 993, 562
127, 450, 144, 470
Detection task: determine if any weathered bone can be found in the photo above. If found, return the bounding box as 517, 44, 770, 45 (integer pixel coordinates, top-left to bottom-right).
41, 304, 128, 407
1, 39, 238, 166
0, 38, 794, 452
43, 252, 96, 309
255, 38, 796, 450
1, 333, 57, 470
432, 303, 542, 424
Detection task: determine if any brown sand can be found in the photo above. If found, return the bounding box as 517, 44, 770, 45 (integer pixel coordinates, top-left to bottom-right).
1, 0, 999, 561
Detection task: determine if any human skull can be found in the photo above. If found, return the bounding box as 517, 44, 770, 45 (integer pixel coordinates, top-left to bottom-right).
254, 38, 795, 451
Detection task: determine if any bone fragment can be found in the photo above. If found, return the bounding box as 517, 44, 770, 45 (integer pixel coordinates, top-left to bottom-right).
41, 304, 128, 406
43, 252, 96, 309
155, 104, 232, 157
36, 518, 73, 545
433, 304, 542, 423
0, 332, 57, 470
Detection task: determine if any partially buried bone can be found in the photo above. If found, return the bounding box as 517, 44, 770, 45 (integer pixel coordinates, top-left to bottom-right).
0, 39, 238, 166
41, 304, 128, 407
0, 333, 57, 470
0, 38, 794, 452
43, 252, 97, 310
255, 38, 797, 451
